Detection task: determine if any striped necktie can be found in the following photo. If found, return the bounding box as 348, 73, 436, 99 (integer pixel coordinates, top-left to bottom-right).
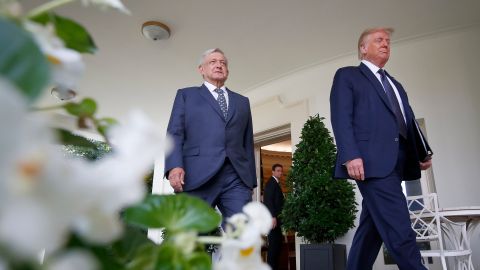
214, 88, 228, 120
379, 69, 407, 138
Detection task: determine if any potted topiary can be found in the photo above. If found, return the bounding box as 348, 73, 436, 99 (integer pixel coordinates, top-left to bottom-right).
281, 114, 357, 270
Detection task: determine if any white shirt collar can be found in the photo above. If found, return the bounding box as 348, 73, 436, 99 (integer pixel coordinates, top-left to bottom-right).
361, 59, 382, 75
204, 81, 226, 94
362, 60, 407, 122
362, 59, 387, 85
272, 176, 279, 183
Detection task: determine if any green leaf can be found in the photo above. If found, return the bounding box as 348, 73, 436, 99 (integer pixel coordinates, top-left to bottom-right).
126, 242, 211, 270
63, 233, 125, 270
63, 97, 97, 117
155, 243, 189, 270
96, 117, 119, 137
126, 243, 158, 270
31, 13, 97, 54
187, 252, 212, 270
112, 225, 155, 266
124, 194, 221, 234
0, 18, 50, 102
56, 128, 97, 148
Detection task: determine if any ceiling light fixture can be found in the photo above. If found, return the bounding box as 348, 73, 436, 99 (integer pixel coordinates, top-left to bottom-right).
141, 21, 171, 41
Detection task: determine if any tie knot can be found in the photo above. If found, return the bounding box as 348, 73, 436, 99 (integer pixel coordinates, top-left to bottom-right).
378, 69, 386, 78
214, 88, 224, 95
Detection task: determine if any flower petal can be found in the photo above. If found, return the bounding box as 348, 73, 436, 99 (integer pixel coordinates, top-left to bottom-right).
81, 0, 131, 14
243, 202, 272, 234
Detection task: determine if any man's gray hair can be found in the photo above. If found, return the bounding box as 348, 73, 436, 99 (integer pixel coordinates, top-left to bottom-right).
357, 27, 394, 60
198, 48, 228, 66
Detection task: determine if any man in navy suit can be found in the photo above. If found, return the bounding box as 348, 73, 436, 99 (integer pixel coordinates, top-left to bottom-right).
330, 28, 432, 270
165, 48, 256, 222
263, 163, 285, 270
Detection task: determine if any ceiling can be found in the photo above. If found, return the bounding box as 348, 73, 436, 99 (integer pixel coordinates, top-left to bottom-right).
26, 0, 480, 121
261, 140, 292, 153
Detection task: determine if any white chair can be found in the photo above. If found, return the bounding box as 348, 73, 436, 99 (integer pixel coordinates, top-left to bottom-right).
406, 193, 474, 270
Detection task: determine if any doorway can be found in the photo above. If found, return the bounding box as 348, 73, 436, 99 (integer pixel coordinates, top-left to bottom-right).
254, 124, 296, 270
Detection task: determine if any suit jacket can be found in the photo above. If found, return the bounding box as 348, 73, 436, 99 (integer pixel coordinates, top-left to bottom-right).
164, 84, 256, 191
330, 63, 422, 180
263, 177, 284, 220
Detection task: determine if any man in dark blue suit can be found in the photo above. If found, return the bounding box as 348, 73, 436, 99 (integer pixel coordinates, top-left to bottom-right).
165, 48, 256, 222
330, 28, 432, 270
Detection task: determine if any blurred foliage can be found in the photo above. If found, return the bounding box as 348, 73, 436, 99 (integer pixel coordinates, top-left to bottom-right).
59, 129, 111, 161
0, 1, 222, 269
31, 12, 97, 54
123, 195, 221, 270
0, 18, 50, 102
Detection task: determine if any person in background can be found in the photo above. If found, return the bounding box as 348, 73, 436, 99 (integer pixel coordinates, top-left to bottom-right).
263, 163, 285, 270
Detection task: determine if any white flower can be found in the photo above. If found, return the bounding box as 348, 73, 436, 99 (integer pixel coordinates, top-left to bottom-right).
72, 208, 124, 244
0, 201, 70, 257
81, 0, 130, 14
0, 79, 29, 183
0, 85, 165, 256
215, 231, 269, 270
0, 82, 70, 256
23, 21, 85, 91
225, 213, 248, 237
72, 111, 164, 243
62, 110, 164, 243
215, 202, 272, 270
215, 238, 270, 270
46, 249, 98, 270
243, 202, 272, 234
173, 231, 197, 255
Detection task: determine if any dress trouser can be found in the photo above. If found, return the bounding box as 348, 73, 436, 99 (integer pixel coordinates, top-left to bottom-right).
267, 224, 283, 270
347, 137, 426, 270
186, 158, 252, 225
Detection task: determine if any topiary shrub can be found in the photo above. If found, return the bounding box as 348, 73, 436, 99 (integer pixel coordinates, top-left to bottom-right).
281, 114, 357, 243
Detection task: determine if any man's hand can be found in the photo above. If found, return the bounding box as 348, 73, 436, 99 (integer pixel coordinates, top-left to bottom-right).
271, 217, 277, 229
346, 158, 365, 181
168, 167, 185, 192
419, 159, 432, 170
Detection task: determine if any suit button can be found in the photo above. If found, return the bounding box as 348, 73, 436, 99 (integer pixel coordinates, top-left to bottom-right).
394, 138, 399, 142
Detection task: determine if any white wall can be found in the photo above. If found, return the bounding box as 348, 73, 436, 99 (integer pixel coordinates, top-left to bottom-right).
246, 25, 480, 268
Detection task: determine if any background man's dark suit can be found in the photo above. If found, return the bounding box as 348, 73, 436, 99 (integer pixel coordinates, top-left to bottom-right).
330, 28, 431, 270
165, 49, 256, 220
264, 173, 284, 270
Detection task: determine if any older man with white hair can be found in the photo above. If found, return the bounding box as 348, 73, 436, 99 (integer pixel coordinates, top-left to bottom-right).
165, 48, 256, 223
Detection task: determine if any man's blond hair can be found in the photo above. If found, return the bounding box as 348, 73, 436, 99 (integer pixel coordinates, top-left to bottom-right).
357, 27, 394, 59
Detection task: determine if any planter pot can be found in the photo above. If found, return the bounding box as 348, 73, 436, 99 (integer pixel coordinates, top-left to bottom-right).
300, 243, 346, 270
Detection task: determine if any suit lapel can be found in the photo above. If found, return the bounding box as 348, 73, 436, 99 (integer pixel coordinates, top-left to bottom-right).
271, 177, 281, 192
198, 84, 225, 121
225, 88, 236, 124
387, 72, 413, 130
359, 63, 394, 115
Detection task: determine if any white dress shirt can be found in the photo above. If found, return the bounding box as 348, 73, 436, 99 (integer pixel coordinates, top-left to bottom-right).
204, 81, 229, 107
272, 176, 279, 184
361, 60, 406, 123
